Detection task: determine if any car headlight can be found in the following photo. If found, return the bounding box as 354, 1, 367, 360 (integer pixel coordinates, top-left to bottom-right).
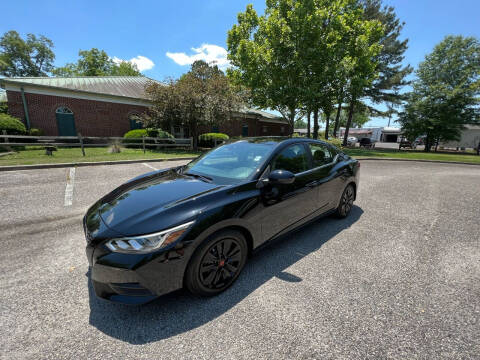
105, 221, 195, 253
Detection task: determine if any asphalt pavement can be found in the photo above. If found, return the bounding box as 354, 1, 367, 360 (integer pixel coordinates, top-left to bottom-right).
1, 160, 479, 359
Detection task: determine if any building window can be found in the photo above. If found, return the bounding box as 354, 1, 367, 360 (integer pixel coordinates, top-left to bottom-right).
262, 125, 267, 133
55, 106, 73, 114
212, 125, 219, 133
281, 126, 285, 135
129, 114, 143, 130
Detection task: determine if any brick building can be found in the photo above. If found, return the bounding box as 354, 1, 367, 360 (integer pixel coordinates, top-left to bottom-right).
0, 76, 290, 137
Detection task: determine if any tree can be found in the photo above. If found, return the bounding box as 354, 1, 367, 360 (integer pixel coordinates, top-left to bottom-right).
53, 48, 141, 76
0, 30, 55, 76
294, 118, 307, 129
332, 0, 411, 137
111, 61, 141, 76
399, 36, 480, 152
0, 94, 7, 114
341, 12, 384, 146
299, 0, 353, 140
361, 0, 412, 109
227, 3, 305, 131
227, 1, 383, 142
326, 105, 371, 132
144, 60, 245, 150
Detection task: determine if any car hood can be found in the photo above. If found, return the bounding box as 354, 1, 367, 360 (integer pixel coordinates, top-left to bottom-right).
95, 169, 226, 236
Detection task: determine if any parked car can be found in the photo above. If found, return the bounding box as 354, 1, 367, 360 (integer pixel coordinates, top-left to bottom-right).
347, 136, 358, 146
399, 139, 417, 149
359, 137, 376, 149
84, 137, 360, 304
414, 136, 426, 145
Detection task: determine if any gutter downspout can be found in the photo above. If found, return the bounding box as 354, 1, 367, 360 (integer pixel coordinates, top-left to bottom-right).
20, 87, 31, 131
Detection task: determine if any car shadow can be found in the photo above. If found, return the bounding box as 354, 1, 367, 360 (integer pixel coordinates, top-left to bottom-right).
88, 206, 363, 344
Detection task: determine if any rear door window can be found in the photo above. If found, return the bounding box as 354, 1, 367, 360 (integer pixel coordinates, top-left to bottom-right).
309, 143, 333, 168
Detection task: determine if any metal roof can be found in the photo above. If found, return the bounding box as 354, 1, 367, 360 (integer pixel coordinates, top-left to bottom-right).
240, 107, 288, 124
0, 76, 156, 100
347, 129, 373, 135
0, 76, 288, 123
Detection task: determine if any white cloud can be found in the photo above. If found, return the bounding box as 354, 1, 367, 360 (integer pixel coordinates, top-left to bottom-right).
166, 44, 230, 69
112, 55, 155, 72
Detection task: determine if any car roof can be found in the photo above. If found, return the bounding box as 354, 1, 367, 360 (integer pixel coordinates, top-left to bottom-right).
227, 136, 328, 147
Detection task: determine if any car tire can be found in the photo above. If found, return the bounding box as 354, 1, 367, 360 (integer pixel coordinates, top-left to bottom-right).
335, 184, 355, 218
185, 229, 248, 297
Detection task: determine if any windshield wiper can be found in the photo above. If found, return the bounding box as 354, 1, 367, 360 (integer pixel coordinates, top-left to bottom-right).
184, 172, 213, 183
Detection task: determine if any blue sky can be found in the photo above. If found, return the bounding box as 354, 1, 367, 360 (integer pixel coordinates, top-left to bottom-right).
2, 0, 480, 127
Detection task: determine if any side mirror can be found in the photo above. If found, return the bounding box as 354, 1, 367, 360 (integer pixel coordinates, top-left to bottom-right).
268, 169, 295, 185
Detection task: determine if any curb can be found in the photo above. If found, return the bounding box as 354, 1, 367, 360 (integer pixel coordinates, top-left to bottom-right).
355, 157, 480, 166
0, 157, 197, 172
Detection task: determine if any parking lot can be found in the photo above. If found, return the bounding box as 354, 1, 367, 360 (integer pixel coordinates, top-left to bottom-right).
1, 160, 479, 359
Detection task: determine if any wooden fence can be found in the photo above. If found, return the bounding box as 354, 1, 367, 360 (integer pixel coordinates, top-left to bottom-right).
0, 132, 193, 156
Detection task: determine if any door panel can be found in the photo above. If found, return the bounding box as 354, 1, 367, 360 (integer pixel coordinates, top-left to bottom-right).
56, 112, 77, 136
308, 143, 351, 209
308, 143, 337, 207
259, 143, 318, 241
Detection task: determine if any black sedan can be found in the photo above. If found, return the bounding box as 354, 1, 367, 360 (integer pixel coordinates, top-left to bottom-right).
84, 137, 360, 304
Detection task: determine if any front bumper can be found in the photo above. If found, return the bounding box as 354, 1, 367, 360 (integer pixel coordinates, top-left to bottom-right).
86, 242, 191, 305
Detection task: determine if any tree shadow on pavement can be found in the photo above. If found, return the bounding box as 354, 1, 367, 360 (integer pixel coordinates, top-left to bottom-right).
88, 206, 363, 344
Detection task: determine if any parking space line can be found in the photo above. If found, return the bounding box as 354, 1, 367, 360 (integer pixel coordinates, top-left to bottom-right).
64, 167, 76, 207
142, 163, 158, 171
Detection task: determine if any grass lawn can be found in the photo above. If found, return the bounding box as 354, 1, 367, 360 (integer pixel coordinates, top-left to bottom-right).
1, 145, 479, 167
344, 148, 480, 164
0, 146, 201, 166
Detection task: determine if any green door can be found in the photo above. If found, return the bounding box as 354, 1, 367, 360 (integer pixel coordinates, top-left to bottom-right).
242, 125, 248, 137
56, 111, 76, 136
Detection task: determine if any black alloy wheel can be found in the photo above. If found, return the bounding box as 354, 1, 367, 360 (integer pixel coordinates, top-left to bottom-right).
336, 184, 355, 218
185, 230, 247, 296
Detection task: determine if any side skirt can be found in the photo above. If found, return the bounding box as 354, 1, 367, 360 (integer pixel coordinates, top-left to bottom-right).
252, 206, 336, 255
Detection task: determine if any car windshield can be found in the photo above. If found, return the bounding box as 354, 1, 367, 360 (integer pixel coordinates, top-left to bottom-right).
182, 141, 276, 184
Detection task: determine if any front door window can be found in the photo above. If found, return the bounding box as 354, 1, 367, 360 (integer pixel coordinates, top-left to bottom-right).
271, 144, 309, 174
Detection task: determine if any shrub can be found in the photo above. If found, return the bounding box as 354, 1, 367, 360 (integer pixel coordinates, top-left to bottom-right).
0, 114, 26, 135
146, 128, 174, 139
124, 129, 148, 139
124, 128, 174, 139
123, 128, 175, 148
29, 128, 44, 136
145, 128, 158, 137
124, 129, 148, 148
198, 133, 229, 147
322, 137, 343, 149
0, 101, 7, 114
